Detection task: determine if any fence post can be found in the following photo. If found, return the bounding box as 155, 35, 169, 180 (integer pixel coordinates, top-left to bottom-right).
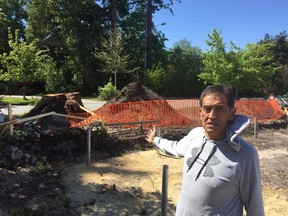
157, 127, 161, 137
254, 117, 257, 139
161, 164, 169, 216
8, 103, 13, 135
87, 126, 92, 166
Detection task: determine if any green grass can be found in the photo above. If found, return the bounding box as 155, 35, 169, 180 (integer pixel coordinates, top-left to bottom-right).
0, 97, 39, 105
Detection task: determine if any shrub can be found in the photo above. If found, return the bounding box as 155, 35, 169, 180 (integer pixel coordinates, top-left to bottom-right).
98, 81, 119, 100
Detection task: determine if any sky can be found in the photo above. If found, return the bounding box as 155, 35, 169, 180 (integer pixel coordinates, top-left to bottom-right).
153, 0, 288, 51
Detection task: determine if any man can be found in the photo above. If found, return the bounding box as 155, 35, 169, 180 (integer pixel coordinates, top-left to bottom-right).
146, 84, 264, 216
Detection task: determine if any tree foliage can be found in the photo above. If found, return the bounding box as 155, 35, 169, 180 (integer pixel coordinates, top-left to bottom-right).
199, 29, 234, 85
24, 0, 173, 94
98, 80, 119, 100
236, 42, 277, 94
26, 0, 106, 94
145, 63, 166, 93
0, 29, 48, 82
199, 29, 277, 96
94, 30, 138, 89
0, 0, 27, 67
0, 29, 63, 93
165, 39, 204, 97
261, 31, 288, 94
0, 0, 287, 97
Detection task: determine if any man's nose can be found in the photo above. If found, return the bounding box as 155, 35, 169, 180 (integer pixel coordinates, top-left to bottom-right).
208, 109, 217, 118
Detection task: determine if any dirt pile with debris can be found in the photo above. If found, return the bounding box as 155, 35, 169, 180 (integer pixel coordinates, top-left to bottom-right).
106, 82, 163, 104
94, 82, 195, 127
1, 84, 288, 215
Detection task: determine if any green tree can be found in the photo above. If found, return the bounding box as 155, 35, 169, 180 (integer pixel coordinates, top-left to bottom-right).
94, 30, 138, 89
261, 32, 288, 94
236, 42, 277, 95
198, 29, 234, 85
0, 0, 27, 70
25, 0, 179, 93
145, 63, 166, 93
0, 29, 62, 94
199, 29, 276, 96
165, 39, 203, 97
118, 0, 170, 86
26, 0, 170, 93
98, 80, 119, 100
27, 0, 104, 94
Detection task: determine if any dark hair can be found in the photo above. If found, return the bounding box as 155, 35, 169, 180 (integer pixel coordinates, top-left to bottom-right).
200, 84, 235, 109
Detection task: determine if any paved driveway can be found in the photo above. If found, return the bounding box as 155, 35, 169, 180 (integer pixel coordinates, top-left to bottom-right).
81, 99, 106, 111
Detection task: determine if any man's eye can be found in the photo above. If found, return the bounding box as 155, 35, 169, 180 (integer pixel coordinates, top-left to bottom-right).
204, 107, 212, 113
216, 107, 224, 112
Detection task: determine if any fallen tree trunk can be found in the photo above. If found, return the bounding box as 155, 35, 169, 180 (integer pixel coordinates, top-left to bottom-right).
24, 92, 85, 117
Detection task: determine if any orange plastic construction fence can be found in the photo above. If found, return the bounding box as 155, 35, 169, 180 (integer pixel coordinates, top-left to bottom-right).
235, 99, 285, 122
68, 100, 200, 128
67, 98, 285, 128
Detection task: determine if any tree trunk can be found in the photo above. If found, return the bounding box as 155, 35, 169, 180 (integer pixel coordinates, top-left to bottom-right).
145, 0, 153, 70
110, 0, 117, 33
24, 92, 85, 117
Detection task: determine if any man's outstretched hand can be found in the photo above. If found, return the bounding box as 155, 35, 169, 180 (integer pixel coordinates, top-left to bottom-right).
145, 125, 156, 143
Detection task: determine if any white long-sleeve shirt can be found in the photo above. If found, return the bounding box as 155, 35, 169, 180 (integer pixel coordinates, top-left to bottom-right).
153, 115, 264, 216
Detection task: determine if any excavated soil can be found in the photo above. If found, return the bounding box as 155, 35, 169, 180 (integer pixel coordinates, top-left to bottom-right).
62, 127, 288, 216
1, 83, 288, 215
1, 127, 287, 215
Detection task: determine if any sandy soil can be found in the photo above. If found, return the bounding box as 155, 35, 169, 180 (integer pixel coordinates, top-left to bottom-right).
62, 128, 288, 216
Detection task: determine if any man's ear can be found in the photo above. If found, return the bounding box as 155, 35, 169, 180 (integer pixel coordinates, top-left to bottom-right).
199, 108, 202, 120
229, 107, 236, 121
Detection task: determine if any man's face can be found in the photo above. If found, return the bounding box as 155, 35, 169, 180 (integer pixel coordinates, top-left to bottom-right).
200, 93, 235, 140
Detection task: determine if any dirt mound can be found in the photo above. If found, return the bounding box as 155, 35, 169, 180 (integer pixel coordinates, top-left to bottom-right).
91, 82, 196, 128
106, 82, 163, 104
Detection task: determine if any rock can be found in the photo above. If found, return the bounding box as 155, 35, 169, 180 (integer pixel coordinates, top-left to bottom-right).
11, 146, 24, 161
0, 209, 9, 216
27, 188, 78, 216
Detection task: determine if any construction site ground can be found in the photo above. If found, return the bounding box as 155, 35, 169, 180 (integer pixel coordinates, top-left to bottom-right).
62, 127, 288, 216
1, 86, 288, 215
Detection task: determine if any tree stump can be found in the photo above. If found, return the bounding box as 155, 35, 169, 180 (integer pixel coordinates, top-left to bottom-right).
24, 92, 85, 117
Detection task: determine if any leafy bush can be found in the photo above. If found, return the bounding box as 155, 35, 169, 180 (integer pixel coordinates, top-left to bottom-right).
98, 81, 119, 100
145, 64, 166, 93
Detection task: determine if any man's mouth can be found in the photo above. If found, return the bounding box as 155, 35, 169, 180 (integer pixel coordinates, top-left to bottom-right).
206, 122, 218, 127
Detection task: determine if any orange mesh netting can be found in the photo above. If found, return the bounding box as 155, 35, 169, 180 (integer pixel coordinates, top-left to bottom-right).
68, 100, 200, 128
67, 99, 285, 128
235, 99, 285, 122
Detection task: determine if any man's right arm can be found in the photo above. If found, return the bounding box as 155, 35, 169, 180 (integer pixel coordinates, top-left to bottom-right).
145, 126, 203, 157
